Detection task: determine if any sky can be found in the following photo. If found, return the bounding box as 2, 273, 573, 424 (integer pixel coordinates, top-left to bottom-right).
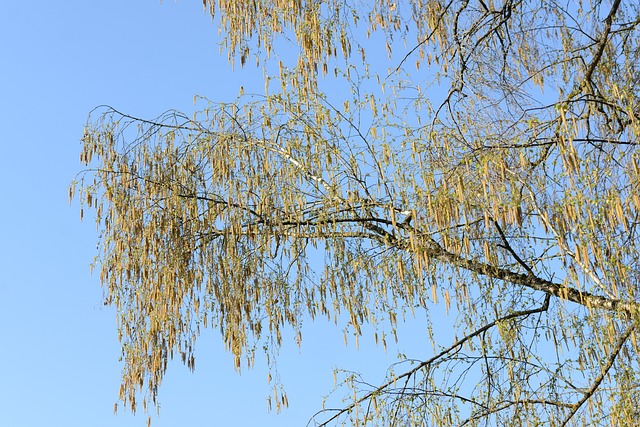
0, 2, 440, 426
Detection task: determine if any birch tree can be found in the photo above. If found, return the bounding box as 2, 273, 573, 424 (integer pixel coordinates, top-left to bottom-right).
73, 0, 640, 425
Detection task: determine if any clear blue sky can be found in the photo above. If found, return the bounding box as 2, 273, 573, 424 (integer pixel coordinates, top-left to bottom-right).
0, 2, 441, 426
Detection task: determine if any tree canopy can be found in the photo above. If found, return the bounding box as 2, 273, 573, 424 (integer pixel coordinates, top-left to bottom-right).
73, 0, 640, 425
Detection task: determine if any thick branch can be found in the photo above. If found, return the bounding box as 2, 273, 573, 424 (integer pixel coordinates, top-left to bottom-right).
582, 0, 622, 91
360, 219, 639, 316
423, 235, 640, 316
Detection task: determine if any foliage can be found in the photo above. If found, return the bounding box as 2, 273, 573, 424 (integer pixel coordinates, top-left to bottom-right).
73, 0, 640, 425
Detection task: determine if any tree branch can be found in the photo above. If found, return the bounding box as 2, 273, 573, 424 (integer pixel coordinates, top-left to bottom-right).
560, 322, 635, 426
412, 232, 639, 316
312, 295, 551, 426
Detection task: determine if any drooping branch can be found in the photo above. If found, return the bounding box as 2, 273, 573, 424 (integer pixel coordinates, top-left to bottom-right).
176, 182, 640, 319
